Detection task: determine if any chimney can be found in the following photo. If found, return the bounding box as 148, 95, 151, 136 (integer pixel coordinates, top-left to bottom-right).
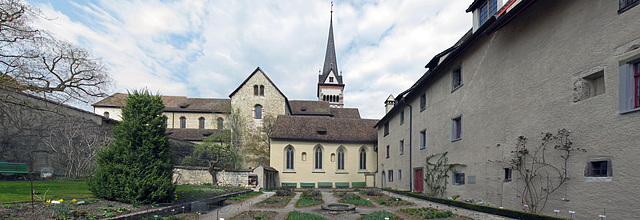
385, 94, 395, 113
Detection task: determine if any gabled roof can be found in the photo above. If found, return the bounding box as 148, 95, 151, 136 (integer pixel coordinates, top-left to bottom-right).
229, 67, 289, 100
289, 100, 331, 116
318, 14, 343, 86
93, 93, 231, 113
270, 115, 377, 143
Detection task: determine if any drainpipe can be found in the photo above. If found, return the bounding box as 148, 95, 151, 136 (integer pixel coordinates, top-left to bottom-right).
401, 97, 412, 192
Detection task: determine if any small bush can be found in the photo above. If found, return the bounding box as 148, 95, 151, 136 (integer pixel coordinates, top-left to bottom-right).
276, 188, 293, 197
365, 189, 382, 196
286, 210, 326, 220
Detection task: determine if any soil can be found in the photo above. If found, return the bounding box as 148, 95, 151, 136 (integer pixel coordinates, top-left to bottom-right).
254, 193, 295, 208
228, 210, 277, 220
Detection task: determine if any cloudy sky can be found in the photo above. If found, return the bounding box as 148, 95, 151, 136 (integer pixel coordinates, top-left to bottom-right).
29, 0, 472, 119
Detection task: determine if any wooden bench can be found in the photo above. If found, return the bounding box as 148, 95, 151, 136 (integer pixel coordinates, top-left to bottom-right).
317, 182, 333, 188
0, 162, 29, 180
335, 182, 350, 188
300, 182, 315, 188
351, 182, 366, 188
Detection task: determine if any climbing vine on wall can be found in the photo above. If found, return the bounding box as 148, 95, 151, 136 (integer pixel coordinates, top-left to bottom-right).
423, 152, 466, 197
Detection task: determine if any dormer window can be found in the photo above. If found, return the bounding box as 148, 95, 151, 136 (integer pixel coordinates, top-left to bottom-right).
317, 127, 327, 136
478, 0, 497, 26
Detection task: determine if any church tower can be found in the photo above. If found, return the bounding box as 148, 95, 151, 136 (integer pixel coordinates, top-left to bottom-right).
317, 10, 344, 108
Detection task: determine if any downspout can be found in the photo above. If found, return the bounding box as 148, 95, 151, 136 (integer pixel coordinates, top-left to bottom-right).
402, 97, 413, 192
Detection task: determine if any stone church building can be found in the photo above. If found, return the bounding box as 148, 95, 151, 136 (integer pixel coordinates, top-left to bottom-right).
93, 13, 378, 188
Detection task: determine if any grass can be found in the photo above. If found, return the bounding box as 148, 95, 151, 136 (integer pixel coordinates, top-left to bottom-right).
359, 210, 401, 220
0, 180, 92, 203
295, 197, 323, 207
285, 210, 327, 220
228, 191, 263, 200
334, 192, 373, 207
400, 207, 454, 219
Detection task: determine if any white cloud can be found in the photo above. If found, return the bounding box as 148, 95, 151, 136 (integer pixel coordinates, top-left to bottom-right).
29, 0, 472, 119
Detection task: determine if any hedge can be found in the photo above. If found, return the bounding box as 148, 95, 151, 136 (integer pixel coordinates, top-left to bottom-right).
382, 188, 567, 220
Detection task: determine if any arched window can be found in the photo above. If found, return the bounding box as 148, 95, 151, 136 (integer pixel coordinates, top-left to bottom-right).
253, 85, 259, 96
337, 148, 345, 170
381, 171, 386, 187
259, 85, 265, 96
199, 117, 205, 129
301, 152, 307, 161
285, 146, 294, 170
103, 112, 109, 118
255, 105, 262, 119
217, 118, 224, 129
314, 146, 323, 170
180, 116, 186, 128
359, 148, 366, 170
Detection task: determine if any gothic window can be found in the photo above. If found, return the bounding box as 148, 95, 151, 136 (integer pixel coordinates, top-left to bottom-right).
315, 146, 323, 170
217, 118, 224, 129
255, 105, 262, 119
199, 117, 205, 129
180, 116, 186, 128
337, 148, 345, 170
285, 146, 294, 170
359, 147, 366, 170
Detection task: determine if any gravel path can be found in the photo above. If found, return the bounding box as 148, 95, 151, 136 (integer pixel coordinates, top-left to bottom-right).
204, 190, 514, 220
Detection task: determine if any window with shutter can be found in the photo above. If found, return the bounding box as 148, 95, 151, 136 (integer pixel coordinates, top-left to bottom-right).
619, 61, 640, 114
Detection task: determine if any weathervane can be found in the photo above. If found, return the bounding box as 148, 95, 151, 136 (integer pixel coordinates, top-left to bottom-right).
331, 1, 334, 13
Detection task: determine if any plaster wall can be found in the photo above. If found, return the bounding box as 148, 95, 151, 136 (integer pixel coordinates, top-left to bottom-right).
379, 1, 640, 219
270, 139, 376, 188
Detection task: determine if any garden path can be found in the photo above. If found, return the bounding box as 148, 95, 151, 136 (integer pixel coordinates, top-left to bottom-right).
204, 190, 514, 220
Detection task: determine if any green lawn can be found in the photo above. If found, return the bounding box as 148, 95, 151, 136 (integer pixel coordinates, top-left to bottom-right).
0, 180, 92, 203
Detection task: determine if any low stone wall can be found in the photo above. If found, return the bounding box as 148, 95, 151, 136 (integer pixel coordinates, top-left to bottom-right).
173, 167, 251, 187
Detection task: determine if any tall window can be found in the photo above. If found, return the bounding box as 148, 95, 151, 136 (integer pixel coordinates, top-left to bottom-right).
337, 148, 345, 170
384, 122, 389, 136
400, 110, 404, 124
253, 85, 259, 96
217, 118, 224, 129
259, 85, 265, 96
399, 140, 404, 155
420, 130, 426, 149
504, 168, 512, 182
452, 116, 462, 141
359, 148, 366, 170
399, 170, 402, 181
179, 116, 186, 128
255, 104, 262, 119
420, 93, 426, 110
285, 146, 294, 170
386, 145, 390, 158
388, 170, 394, 182
199, 117, 205, 129
635, 63, 640, 108
452, 67, 462, 90
314, 146, 323, 170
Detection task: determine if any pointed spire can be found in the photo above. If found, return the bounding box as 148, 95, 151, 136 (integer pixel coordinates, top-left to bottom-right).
320, 10, 342, 84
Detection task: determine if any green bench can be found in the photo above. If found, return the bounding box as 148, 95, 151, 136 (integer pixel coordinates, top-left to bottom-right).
352, 182, 366, 188
0, 162, 29, 174
281, 182, 297, 187
300, 182, 315, 188
317, 182, 333, 188
335, 182, 350, 188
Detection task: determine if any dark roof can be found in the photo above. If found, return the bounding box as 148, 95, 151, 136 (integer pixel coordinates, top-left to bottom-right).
318, 14, 344, 95
289, 100, 331, 115
330, 108, 361, 118
270, 115, 377, 143
93, 93, 230, 113
166, 128, 226, 141
228, 67, 288, 100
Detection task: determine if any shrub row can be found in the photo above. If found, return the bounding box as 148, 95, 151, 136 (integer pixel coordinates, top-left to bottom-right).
382, 188, 566, 220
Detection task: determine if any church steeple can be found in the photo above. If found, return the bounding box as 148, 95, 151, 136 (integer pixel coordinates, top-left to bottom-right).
317, 6, 345, 108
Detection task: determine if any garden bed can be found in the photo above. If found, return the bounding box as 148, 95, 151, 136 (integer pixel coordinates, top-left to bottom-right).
295, 189, 323, 207
333, 191, 373, 206
359, 189, 414, 206
229, 210, 278, 220
255, 189, 295, 208
398, 207, 473, 220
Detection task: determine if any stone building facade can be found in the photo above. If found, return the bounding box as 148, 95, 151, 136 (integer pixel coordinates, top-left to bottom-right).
376, 0, 640, 219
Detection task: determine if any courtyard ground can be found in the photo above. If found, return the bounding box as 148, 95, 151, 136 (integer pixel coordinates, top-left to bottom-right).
206, 189, 514, 220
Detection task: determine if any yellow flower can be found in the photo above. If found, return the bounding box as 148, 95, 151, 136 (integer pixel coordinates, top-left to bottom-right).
58, 199, 63, 203
72, 199, 77, 203
46, 199, 51, 204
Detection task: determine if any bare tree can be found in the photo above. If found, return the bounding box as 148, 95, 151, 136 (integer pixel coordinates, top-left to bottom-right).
243, 114, 275, 167
39, 117, 112, 177
0, 0, 110, 105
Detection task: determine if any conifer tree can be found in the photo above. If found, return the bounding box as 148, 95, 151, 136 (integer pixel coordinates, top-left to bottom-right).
88, 90, 175, 204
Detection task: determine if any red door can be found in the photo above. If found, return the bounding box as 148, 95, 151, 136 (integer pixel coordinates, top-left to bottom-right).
414, 168, 423, 192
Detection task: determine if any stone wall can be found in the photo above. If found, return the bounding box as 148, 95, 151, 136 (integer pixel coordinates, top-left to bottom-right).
173, 167, 251, 187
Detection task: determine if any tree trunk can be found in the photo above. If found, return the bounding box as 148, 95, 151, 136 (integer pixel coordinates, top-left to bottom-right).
208, 166, 217, 186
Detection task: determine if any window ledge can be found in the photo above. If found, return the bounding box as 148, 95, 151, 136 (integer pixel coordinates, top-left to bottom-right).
451, 138, 462, 142
619, 107, 640, 115
282, 171, 296, 174
358, 170, 370, 174
585, 177, 612, 182
312, 170, 325, 173
335, 171, 349, 174
419, 147, 426, 150
451, 84, 464, 93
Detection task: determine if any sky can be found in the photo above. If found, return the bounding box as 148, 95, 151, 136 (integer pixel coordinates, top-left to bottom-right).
29, 0, 472, 119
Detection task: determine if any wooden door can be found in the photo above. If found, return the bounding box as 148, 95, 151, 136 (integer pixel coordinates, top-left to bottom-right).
414, 168, 423, 192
